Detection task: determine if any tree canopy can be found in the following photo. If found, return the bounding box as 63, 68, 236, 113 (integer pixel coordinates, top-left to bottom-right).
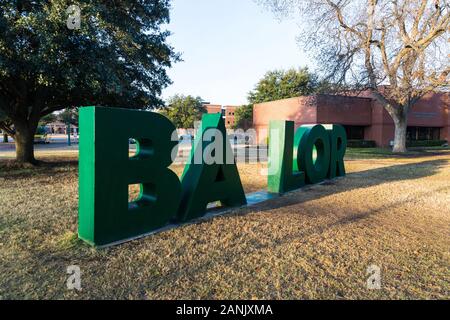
240, 68, 321, 130
162, 95, 206, 129
39, 113, 57, 126
248, 68, 319, 104
0, 0, 179, 163
58, 108, 79, 125
259, 0, 449, 152
233, 105, 253, 130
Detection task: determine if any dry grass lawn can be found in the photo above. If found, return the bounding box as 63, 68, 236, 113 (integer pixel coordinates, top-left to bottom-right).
0, 151, 449, 299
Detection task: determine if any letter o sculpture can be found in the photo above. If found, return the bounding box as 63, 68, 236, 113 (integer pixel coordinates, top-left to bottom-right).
294, 125, 331, 184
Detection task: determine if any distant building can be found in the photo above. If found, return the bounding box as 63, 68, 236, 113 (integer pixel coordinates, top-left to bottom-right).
45, 121, 78, 134
203, 104, 238, 129
253, 91, 449, 147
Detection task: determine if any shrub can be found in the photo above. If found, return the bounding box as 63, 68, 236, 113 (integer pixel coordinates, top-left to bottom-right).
36, 126, 47, 135
406, 140, 448, 147
347, 140, 376, 148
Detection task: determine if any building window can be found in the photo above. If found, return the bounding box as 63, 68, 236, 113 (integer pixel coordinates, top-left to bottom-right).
344, 126, 365, 140
407, 127, 440, 141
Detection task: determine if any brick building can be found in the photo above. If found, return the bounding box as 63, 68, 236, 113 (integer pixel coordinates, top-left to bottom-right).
204, 104, 238, 129
253, 92, 449, 147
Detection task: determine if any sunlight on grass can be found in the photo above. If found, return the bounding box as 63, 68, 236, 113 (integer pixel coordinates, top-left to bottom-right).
0, 152, 449, 299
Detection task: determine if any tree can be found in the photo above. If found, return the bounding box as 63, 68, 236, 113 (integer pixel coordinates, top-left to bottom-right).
259, 0, 449, 152
234, 104, 254, 130
39, 113, 57, 126
0, 109, 12, 142
0, 1, 179, 163
162, 95, 206, 129
248, 67, 319, 104
243, 68, 320, 129
58, 108, 79, 126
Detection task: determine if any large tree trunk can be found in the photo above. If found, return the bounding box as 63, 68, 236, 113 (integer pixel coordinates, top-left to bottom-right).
392, 114, 408, 153
369, 91, 410, 153
2, 134, 7, 143
14, 120, 38, 164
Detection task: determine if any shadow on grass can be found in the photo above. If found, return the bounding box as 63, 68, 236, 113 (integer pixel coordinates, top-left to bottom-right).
242, 159, 449, 215
0, 158, 78, 178
189, 159, 450, 271
140, 160, 450, 295
345, 147, 450, 160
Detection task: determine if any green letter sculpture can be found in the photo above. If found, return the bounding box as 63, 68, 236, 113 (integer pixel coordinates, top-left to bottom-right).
325, 124, 347, 178
177, 113, 247, 222
78, 107, 181, 246
295, 125, 331, 184
267, 121, 305, 194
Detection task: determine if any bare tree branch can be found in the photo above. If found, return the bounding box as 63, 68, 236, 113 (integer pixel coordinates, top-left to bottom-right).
259, 0, 449, 152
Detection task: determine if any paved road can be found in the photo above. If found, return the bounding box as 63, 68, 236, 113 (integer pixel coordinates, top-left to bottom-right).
0, 135, 79, 152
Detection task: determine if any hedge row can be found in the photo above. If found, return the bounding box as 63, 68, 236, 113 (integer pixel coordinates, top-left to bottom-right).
347, 140, 377, 148
347, 139, 448, 148
406, 140, 448, 147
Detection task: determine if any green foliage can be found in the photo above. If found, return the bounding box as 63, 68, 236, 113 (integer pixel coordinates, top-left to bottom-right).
347, 140, 377, 148
0, 1, 179, 162
233, 104, 253, 130
248, 68, 319, 104
348, 140, 448, 149
0, 109, 7, 122
0, 1, 178, 113
36, 126, 47, 135
0, 109, 13, 136
39, 113, 57, 126
407, 140, 448, 148
162, 95, 206, 129
58, 108, 78, 125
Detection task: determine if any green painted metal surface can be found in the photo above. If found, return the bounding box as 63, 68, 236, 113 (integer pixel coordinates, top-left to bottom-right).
294, 124, 331, 184
77, 106, 347, 246
78, 107, 181, 246
325, 124, 347, 178
177, 113, 247, 222
267, 121, 305, 194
